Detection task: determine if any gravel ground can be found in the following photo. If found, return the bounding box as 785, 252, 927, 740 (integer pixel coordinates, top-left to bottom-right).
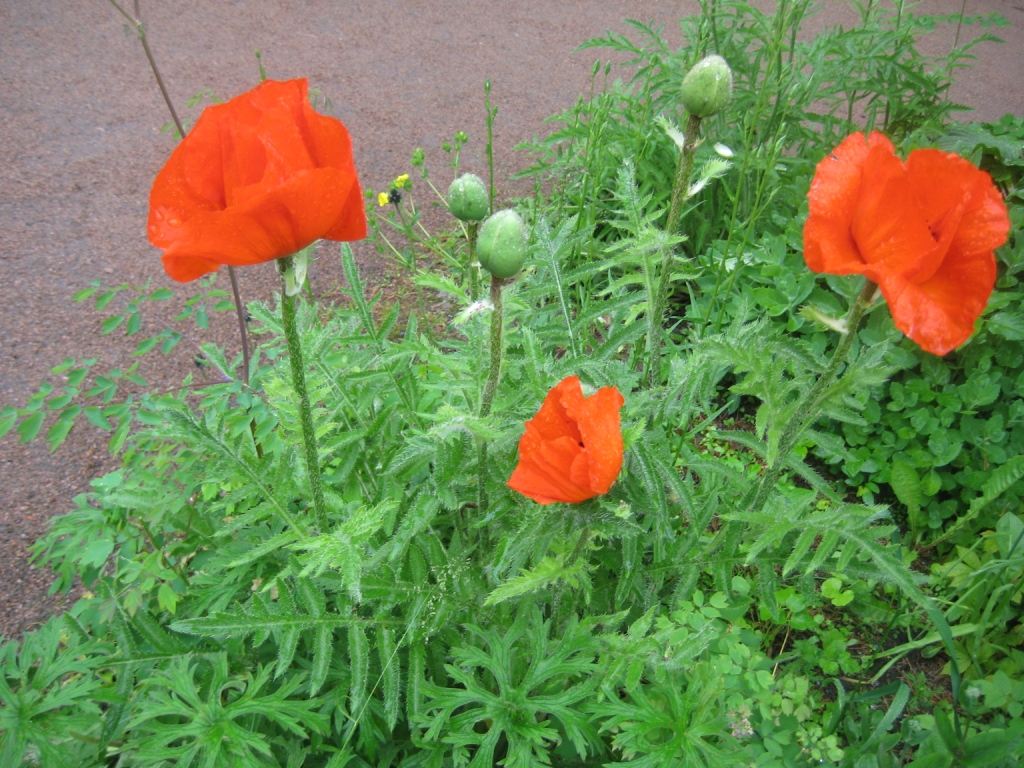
1, 0, 1022, 640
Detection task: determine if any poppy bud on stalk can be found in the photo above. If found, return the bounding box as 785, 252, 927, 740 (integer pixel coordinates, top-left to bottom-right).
477, 209, 527, 279
447, 173, 489, 222
680, 54, 733, 118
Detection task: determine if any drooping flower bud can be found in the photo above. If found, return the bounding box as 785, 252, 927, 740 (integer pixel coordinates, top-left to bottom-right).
476, 209, 527, 279
446, 173, 490, 222
680, 55, 733, 118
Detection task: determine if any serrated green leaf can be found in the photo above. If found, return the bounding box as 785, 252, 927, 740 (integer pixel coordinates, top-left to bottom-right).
101, 315, 125, 334
45, 393, 73, 410
0, 407, 17, 439
46, 406, 81, 451
310, 625, 333, 696
932, 455, 1024, 546
783, 528, 818, 576
84, 406, 111, 431
406, 641, 424, 724
961, 727, 1022, 767
109, 410, 133, 454
349, 624, 369, 720
378, 626, 400, 731
987, 310, 1024, 340
94, 291, 117, 310
485, 554, 587, 606
157, 583, 178, 614
73, 286, 98, 302
161, 332, 182, 354
81, 538, 114, 568
228, 530, 301, 568
17, 411, 44, 443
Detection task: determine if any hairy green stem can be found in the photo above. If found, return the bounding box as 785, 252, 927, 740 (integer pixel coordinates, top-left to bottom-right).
704, 280, 878, 568
484, 79, 497, 216
664, 113, 703, 238
745, 279, 877, 515
467, 221, 480, 301
642, 250, 662, 388
479, 276, 505, 419
277, 255, 328, 531
649, 113, 703, 386
565, 526, 592, 567
477, 276, 506, 512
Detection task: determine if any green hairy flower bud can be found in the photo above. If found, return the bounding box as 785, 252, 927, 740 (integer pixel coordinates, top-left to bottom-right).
476, 210, 527, 279
680, 55, 733, 118
446, 173, 489, 222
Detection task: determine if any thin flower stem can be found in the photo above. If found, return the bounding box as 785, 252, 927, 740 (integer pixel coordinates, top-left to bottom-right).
227, 266, 252, 384
744, 279, 877, 516
484, 79, 497, 216
650, 113, 703, 386
565, 526, 592, 568
126, 0, 185, 138
664, 113, 703, 237
394, 202, 430, 330
112, 0, 253, 380
467, 222, 480, 301
479, 276, 505, 419
477, 276, 506, 513
136, 517, 190, 587
277, 255, 328, 531
641, 249, 661, 388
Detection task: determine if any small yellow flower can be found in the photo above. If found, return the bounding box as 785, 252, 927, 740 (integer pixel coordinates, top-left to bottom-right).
394, 174, 410, 189
377, 192, 389, 207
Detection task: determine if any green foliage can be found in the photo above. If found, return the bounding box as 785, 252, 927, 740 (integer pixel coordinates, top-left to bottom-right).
814, 114, 1024, 545
118, 654, 328, 767
0, 619, 106, 768
418, 610, 601, 767
597, 663, 736, 766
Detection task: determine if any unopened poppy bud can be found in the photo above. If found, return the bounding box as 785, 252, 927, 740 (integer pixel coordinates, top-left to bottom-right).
477, 209, 527, 279
680, 55, 733, 118
446, 173, 489, 222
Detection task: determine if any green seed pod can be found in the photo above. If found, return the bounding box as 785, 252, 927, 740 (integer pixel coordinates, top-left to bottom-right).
680, 55, 733, 118
446, 173, 489, 222
476, 209, 527, 279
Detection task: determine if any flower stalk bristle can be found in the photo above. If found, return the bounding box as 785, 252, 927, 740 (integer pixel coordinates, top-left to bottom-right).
277, 254, 329, 531
476, 276, 506, 513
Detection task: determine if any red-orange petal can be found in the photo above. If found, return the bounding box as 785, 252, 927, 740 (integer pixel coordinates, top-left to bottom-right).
805, 131, 1009, 356
904, 149, 1010, 270
527, 376, 584, 445
508, 434, 594, 505
804, 132, 877, 275
147, 78, 366, 283
878, 235, 997, 355
159, 167, 358, 280
849, 140, 937, 278
507, 377, 624, 505
567, 385, 625, 495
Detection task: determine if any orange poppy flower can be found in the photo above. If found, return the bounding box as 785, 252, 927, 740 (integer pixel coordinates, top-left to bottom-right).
507, 376, 625, 505
804, 132, 1009, 355
148, 79, 366, 282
